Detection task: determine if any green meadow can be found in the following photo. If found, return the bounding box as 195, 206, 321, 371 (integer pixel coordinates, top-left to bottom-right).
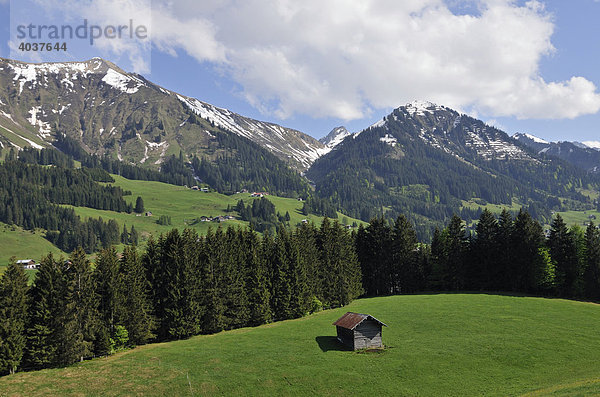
0, 175, 363, 272
2, 294, 600, 396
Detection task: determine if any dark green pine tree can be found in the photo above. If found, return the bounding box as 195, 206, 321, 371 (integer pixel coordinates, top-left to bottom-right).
23, 253, 65, 369
157, 229, 187, 340
288, 228, 311, 318
583, 222, 600, 300
290, 223, 319, 316
391, 215, 420, 294
428, 227, 446, 290
134, 196, 145, 214
244, 228, 272, 326
318, 219, 362, 307
496, 209, 514, 291
121, 224, 129, 244
202, 228, 225, 334
270, 227, 293, 320
0, 258, 29, 375
445, 215, 467, 291
470, 209, 499, 290
355, 217, 392, 296
57, 248, 100, 364
549, 214, 579, 296
179, 228, 203, 336
120, 245, 155, 345
130, 225, 139, 246
512, 210, 546, 293
221, 228, 249, 329
142, 236, 164, 337
94, 247, 123, 355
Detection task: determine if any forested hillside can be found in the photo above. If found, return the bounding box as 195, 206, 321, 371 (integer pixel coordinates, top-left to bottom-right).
307, 103, 600, 240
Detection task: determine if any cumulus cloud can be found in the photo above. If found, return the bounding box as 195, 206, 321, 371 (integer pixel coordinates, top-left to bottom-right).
26, 0, 600, 121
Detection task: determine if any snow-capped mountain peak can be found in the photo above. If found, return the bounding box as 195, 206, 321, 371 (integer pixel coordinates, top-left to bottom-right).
319, 126, 352, 150
513, 132, 549, 144
583, 141, 600, 151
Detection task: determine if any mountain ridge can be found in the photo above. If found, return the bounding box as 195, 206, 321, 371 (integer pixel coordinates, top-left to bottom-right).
0, 57, 327, 171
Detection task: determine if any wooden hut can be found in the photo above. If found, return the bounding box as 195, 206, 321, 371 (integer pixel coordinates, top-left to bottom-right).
333, 312, 387, 350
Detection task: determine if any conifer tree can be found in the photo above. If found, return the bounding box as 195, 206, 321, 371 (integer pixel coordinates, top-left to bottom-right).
512, 210, 546, 292
0, 258, 29, 375
496, 209, 514, 291
584, 222, 600, 299
549, 214, 579, 296
121, 224, 129, 244
57, 248, 99, 364
470, 209, 499, 290
94, 247, 123, 354
134, 196, 145, 214
428, 227, 447, 290
120, 245, 155, 345
23, 253, 64, 369
130, 225, 139, 246
221, 228, 249, 329
245, 228, 272, 326
142, 236, 164, 334
291, 223, 320, 315
445, 215, 467, 291
270, 227, 293, 320
202, 228, 225, 334
391, 215, 419, 293
318, 218, 362, 307
356, 217, 392, 296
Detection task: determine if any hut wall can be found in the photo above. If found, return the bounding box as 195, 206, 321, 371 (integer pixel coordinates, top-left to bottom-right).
336, 326, 355, 349
353, 320, 382, 349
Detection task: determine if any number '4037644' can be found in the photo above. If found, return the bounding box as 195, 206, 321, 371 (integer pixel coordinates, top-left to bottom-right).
18, 42, 67, 51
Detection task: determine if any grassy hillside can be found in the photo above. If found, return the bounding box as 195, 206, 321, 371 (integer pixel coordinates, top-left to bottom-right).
2, 294, 600, 396
69, 175, 361, 242
0, 175, 362, 269
0, 223, 66, 276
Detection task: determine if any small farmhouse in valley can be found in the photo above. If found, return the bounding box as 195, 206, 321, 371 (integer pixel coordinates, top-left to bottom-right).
333, 312, 387, 350
16, 259, 39, 269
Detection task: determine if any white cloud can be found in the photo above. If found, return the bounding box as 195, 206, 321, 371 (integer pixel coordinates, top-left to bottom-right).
27, 0, 600, 121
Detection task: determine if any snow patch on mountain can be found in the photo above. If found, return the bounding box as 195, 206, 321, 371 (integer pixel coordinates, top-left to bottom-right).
514, 133, 549, 144
404, 100, 444, 116
7, 59, 103, 94
379, 134, 397, 147
583, 141, 600, 151
27, 106, 52, 138
177, 94, 325, 170
319, 126, 352, 150
101, 69, 144, 94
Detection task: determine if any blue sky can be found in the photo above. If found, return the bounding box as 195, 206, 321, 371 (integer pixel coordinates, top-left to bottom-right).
0, 0, 599, 144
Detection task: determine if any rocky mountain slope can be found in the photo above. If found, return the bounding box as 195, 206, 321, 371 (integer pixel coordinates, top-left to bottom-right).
306, 101, 598, 238
513, 133, 600, 173
0, 57, 326, 170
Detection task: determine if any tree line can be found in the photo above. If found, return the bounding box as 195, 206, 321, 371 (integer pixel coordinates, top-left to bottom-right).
0, 159, 132, 252
0, 220, 362, 375
357, 209, 600, 300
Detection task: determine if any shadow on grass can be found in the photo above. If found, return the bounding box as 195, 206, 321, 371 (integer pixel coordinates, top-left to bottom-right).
315, 336, 351, 352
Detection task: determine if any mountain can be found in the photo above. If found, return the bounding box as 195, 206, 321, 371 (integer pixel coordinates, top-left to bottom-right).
319, 126, 352, 150
583, 141, 600, 151
0, 57, 326, 171
513, 133, 600, 173
306, 101, 598, 239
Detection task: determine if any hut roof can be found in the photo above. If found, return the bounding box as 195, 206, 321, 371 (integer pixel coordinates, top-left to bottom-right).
332, 312, 387, 330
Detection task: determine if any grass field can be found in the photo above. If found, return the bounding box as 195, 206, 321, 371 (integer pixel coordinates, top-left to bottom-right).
0, 175, 363, 269
0, 223, 66, 277
2, 294, 600, 396
70, 175, 362, 242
